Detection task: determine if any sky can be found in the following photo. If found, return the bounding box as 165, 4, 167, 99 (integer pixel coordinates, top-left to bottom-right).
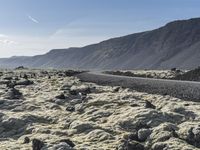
0, 0, 200, 57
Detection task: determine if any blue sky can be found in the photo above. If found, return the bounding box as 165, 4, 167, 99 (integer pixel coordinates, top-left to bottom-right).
0, 0, 200, 57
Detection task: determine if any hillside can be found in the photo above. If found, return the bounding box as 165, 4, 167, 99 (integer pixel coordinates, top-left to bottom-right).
0, 18, 200, 69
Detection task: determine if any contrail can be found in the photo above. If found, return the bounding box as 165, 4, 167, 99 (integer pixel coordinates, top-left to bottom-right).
28, 15, 39, 24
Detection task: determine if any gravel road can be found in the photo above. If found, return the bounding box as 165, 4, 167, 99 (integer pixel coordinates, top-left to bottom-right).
76, 72, 200, 101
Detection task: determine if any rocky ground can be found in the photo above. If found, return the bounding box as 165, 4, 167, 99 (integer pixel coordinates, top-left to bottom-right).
174, 67, 200, 81
0, 69, 200, 150
105, 70, 186, 80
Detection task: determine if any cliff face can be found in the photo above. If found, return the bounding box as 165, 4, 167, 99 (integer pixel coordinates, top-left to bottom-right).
0, 18, 200, 69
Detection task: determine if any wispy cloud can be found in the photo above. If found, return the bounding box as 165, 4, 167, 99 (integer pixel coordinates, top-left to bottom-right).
27, 15, 39, 24
0, 34, 18, 45
0, 39, 18, 45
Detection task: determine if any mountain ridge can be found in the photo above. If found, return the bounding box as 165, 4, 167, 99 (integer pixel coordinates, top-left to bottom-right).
0, 17, 200, 69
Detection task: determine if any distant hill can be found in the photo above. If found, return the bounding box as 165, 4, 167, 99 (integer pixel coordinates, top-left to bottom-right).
0, 18, 200, 70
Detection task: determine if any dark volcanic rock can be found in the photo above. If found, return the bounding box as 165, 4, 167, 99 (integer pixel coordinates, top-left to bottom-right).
4, 88, 22, 99
59, 139, 75, 147
15, 66, 27, 70
186, 126, 200, 148
144, 100, 156, 109
137, 128, 152, 142
66, 105, 75, 112
16, 79, 34, 86
173, 67, 200, 81
23, 137, 30, 144
55, 93, 66, 99
32, 139, 44, 150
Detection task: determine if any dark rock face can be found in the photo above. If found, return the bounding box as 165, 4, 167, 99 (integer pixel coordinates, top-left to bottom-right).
32, 139, 44, 150
0, 18, 200, 69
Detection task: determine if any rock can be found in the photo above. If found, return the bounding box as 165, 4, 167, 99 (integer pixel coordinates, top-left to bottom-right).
55, 99, 65, 105
23, 74, 28, 80
66, 105, 75, 112
3, 76, 13, 80
32, 139, 44, 150
86, 129, 114, 141
69, 90, 78, 95
15, 66, 27, 70
64, 70, 82, 77
75, 104, 84, 113
52, 142, 73, 150
0, 100, 5, 105
61, 84, 71, 90
126, 141, 145, 150
127, 132, 139, 141
144, 100, 156, 109
23, 136, 30, 144
55, 93, 66, 99
186, 126, 200, 147
151, 142, 169, 150
113, 86, 120, 92
117, 140, 145, 150
2, 117, 26, 131
16, 79, 34, 86
4, 88, 22, 99
59, 139, 75, 147
138, 128, 152, 142
0, 112, 4, 121
147, 123, 179, 147
70, 85, 91, 95
69, 121, 95, 133
78, 92, 87, 100
70, 99, 82, 105
6, 81, 16, 88
49, 104, 61, 110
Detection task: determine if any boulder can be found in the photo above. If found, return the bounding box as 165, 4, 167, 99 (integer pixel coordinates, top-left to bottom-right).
16, 80, 34, 86
137, 128, 152, 142
59, 139, 75, 148
66, 105, 75, 112
52, 142, 73, 150
4, 88, 22, 99
32, 139, 44, 150
117, 140, 144, 150
23, 136, 30, 144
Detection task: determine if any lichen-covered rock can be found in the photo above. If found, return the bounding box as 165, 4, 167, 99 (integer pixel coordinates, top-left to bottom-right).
85, 129, 114, 142
178, 123, 200, 148
138, 128, 152, 142
69, 121, 96, 134
117, 140, 145, 150
51, 142, 73, 150
0, 70, 200, 149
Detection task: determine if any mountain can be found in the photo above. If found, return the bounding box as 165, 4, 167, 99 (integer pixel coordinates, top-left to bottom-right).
0, 18, 200, 70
